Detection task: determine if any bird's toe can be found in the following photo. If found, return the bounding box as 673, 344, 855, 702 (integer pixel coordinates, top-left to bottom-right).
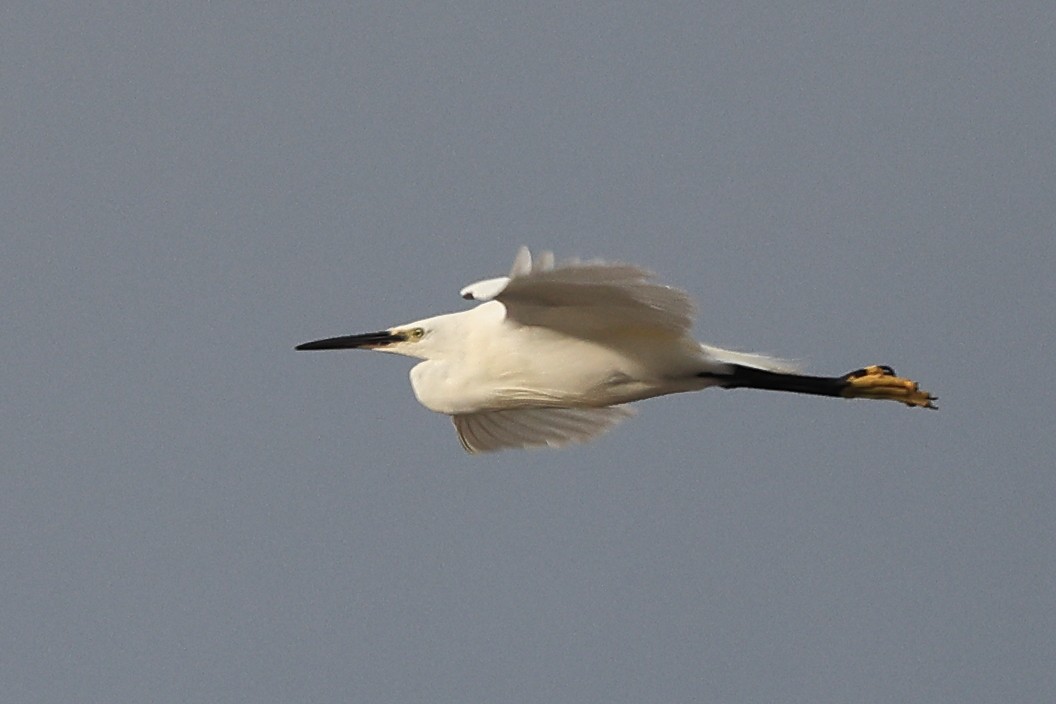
841, 365, 937, 409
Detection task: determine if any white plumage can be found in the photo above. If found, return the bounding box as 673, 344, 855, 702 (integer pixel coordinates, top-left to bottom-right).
298, 247, 935, 453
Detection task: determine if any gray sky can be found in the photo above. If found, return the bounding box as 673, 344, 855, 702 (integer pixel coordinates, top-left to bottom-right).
3, 3, 1054, 702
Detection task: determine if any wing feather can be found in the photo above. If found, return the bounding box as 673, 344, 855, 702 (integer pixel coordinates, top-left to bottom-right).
452, 406, 635, 453
498, 248, 694, 335
460, 247, 694, 335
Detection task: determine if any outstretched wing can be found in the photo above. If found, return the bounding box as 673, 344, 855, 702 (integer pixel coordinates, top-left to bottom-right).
452, 406, 635, 453
459, 246, 551, 301
461, 247, 695, 336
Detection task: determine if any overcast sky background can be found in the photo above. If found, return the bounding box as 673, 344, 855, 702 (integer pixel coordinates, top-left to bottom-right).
3, 3, 1054, 702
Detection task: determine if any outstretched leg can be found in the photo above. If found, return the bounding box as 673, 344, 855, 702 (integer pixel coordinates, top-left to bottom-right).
706, 364, 937, 408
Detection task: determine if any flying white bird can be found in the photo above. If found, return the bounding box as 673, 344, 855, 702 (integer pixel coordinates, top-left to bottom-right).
297, 247, 935, 453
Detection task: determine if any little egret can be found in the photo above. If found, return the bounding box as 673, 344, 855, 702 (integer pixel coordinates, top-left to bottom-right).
297, 247, 935, 453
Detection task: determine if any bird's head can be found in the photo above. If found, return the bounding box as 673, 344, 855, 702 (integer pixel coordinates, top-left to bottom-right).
296, 320, 439, 360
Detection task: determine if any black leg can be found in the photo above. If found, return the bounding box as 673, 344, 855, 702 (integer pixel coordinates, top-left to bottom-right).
702, 364, 937, 408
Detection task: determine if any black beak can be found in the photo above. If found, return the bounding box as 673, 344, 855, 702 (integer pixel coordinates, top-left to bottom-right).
295, 330, 405, 351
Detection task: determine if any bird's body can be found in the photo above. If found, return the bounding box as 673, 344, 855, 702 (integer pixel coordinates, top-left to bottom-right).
298, 247, 935, 453
405, 300, 715, 415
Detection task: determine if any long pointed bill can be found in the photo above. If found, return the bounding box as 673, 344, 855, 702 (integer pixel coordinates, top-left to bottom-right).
295, 330, 405, 351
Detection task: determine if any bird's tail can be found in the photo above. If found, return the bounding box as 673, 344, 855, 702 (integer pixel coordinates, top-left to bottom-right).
700, 344, 801, 374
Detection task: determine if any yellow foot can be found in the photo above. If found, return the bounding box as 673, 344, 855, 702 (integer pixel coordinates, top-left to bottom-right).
841, 365, 937, 409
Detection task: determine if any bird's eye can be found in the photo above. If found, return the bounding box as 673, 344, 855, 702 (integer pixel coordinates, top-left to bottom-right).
410, 327, 425, 339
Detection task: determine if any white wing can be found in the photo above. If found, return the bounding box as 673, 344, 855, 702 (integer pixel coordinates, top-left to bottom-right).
452, 406, 635, 453
462, 246, 694, 336
459, 246, 555, 301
